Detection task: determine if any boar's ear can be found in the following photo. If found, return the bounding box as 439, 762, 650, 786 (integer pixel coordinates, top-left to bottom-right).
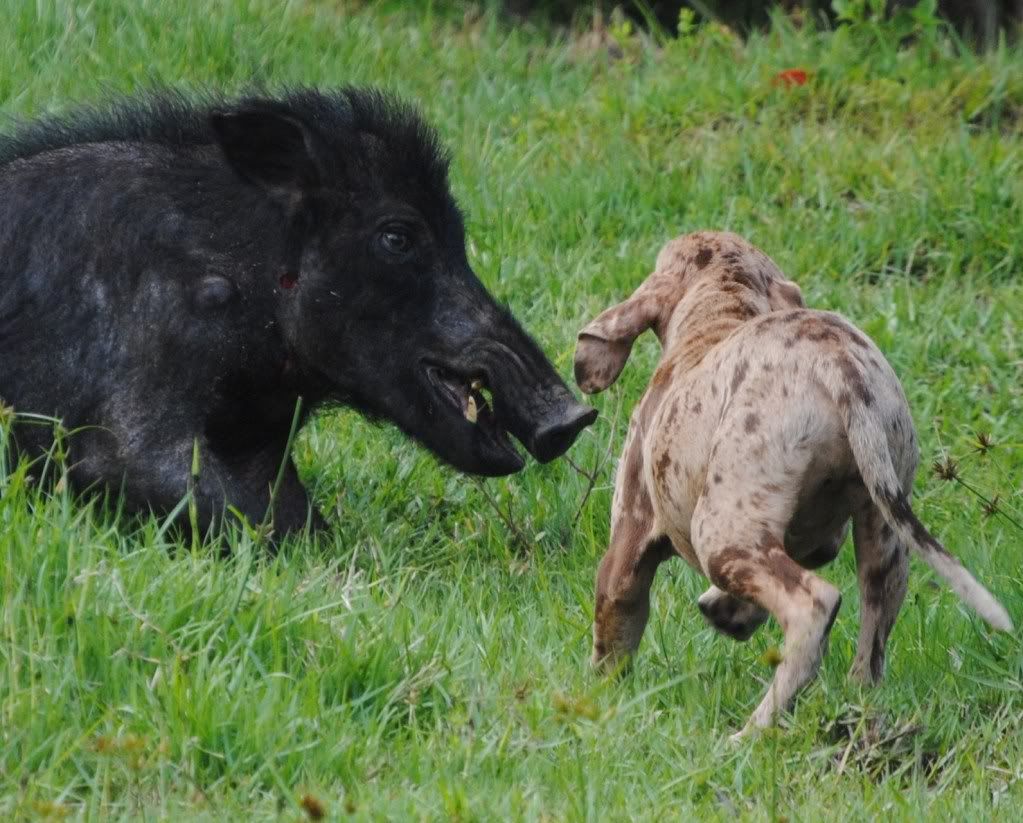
574, 295, 657, 394
209, 107, 325, 194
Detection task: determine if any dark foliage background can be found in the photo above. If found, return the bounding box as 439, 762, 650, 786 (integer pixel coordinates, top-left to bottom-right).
505, 1, 1022, 46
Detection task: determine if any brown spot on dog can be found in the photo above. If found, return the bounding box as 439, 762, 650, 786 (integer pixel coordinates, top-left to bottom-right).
796, 319, 843, 345
884, 488, 942, 551
850, 329, 873, 350
707, 546, 756, 594
691, 399, 702, 415
694, 247, 714, 269
818, 314, 848, 331
713, 473, 722, 485
812, 327, 843, 344
736, 299, 761, 319
652, 362, 675, 385
654, 450, 673, 482
730, 360, 749, 393
767, 548, 808, 595
721, 250, 743, 269
835, 354, 874, 406
819, 314, 871, 350
732, 270, 765, 295
665, 400, 680, 428
744, 413, 760, 433
755, 529, 805, 595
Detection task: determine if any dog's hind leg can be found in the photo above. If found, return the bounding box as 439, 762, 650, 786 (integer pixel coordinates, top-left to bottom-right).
690, 483, 841, 737
848, 499, 908, 684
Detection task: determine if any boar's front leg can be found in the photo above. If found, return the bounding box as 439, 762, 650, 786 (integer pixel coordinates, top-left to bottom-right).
214, 443, 326, 536
71, 429, 323, 538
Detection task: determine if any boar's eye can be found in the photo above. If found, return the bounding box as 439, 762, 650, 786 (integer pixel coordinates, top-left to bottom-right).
376, 226, 414, 260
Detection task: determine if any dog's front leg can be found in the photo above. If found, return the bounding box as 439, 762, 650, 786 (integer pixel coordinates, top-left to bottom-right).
592, 431, 674, 670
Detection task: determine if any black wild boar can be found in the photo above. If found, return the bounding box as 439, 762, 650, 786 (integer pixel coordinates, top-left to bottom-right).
0, 88, 595, 534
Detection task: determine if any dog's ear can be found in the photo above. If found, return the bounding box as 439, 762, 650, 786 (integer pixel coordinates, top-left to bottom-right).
767, 278, 805, 310
575, 295, 657, 394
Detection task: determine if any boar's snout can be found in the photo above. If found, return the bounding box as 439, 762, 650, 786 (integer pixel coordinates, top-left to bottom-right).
481, 346, 597, 467
399, 270, 598, 476
528, 401, 598, 463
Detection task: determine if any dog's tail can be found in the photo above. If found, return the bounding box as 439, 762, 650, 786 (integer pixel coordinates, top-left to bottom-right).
844, 405, 1013, 632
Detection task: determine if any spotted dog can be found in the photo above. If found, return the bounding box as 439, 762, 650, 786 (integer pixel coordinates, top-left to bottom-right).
575, 231, 1013, 738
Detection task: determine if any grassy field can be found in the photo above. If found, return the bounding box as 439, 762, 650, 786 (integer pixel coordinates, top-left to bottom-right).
2, 2, 1023, 819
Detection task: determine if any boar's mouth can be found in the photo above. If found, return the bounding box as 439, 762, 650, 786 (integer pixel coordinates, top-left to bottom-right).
422, 358, 597, 477
425, 363, 525, 475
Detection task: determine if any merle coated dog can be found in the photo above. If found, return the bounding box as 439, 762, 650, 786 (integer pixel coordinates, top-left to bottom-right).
576, 231, 1011, 737
0, 88, 595, 534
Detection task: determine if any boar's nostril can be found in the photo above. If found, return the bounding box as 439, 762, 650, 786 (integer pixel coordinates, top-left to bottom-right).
530, 403, 598, 463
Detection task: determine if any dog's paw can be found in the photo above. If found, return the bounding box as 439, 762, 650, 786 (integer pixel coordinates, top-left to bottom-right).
697, 587, 769, 641
727, 727, 751, 745
728, 721, 775, 744
590, 645, 634, 678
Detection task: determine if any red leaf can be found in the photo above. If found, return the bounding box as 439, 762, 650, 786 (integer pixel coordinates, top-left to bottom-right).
773, 68, 808, 88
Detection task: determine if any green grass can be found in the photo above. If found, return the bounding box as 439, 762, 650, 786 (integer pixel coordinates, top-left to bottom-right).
3, 2, 1023, 819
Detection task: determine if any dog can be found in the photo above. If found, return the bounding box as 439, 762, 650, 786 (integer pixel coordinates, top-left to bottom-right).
574, 231, 1013, 738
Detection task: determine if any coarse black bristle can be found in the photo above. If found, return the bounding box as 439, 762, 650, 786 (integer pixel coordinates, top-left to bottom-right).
0, 86, 451, 195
